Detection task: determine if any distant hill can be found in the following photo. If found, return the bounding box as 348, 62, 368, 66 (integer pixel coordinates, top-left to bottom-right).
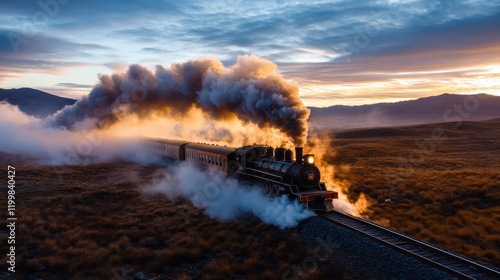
333, 119, 500, 139
0, 88, 76, 118
3, 88, 500, 129
309, 93, 500, 129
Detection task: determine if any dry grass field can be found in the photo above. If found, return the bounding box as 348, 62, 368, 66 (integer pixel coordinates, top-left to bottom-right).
0, 159, 332, 279
0, 118, 498, 278
327, 119, 500, 267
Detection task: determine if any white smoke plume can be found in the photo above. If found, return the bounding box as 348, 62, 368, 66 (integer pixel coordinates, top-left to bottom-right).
1, 102, 315, 228
44, 55, 310, 146
144, 162, 315, 229
0, 102, 150, 166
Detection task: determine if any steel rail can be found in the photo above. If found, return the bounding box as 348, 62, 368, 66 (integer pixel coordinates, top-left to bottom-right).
320, 211, 500, 280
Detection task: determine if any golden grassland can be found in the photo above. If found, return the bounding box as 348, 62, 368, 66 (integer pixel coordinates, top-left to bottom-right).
327, 119, 500, 267
0, 118, 498, 278
0, 161, 330, 279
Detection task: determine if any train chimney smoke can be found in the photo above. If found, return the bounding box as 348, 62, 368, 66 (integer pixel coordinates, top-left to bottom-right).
44, 55, 310, 145
295, 147, 303, 164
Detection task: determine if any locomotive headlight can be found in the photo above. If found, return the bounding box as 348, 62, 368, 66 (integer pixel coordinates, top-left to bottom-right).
306, 155, 315, 165
307, 156, 315, 164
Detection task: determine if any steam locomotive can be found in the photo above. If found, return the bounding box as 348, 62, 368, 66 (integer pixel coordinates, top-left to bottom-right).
145, 138, 338, 211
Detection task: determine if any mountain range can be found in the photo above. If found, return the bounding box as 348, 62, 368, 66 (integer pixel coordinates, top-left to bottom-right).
308, 93, 500, 129
1, 87, 500, 129
0, 88, 76, 118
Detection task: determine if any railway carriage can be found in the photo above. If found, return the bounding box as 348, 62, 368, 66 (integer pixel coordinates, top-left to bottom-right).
184, 143, 236, 174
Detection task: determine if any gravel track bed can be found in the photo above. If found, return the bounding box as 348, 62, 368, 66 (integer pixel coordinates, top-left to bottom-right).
298, 216, 457, 280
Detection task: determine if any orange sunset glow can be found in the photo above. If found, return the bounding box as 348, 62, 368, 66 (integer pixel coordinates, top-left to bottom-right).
1, 1, 499, 106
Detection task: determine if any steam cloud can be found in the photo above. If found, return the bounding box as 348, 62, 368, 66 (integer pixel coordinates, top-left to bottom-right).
145, 162, 315, 229
0, 102, 151, 165
1, 55, 324, 228
45, 55, 310, 145
0, 102, 315, 228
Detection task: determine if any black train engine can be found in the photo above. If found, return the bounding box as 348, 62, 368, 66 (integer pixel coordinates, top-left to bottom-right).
144, 138, 338, 211
234, 145, 338, 211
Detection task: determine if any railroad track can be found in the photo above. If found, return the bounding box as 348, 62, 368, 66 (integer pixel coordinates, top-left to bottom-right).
320, 211, 500, 280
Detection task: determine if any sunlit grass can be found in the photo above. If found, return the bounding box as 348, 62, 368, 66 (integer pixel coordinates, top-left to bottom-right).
329, 120, 500, 266
0, 162, 312, 279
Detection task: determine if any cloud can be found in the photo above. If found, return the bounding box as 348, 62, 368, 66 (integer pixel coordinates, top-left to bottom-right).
55, 83, 94, 89
0, 29, 111, 70
2, 1, 499, 64
1, 0, 499, 105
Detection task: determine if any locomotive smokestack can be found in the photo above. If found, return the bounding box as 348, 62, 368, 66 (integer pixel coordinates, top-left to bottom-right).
295, 147, 303, 164
275, 148, 286, 161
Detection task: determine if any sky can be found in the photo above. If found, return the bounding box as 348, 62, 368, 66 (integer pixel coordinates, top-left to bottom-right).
1, 0, 499, 107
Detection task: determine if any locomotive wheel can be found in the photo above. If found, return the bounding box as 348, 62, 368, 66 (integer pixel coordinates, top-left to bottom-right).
264, 181, 274, 197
